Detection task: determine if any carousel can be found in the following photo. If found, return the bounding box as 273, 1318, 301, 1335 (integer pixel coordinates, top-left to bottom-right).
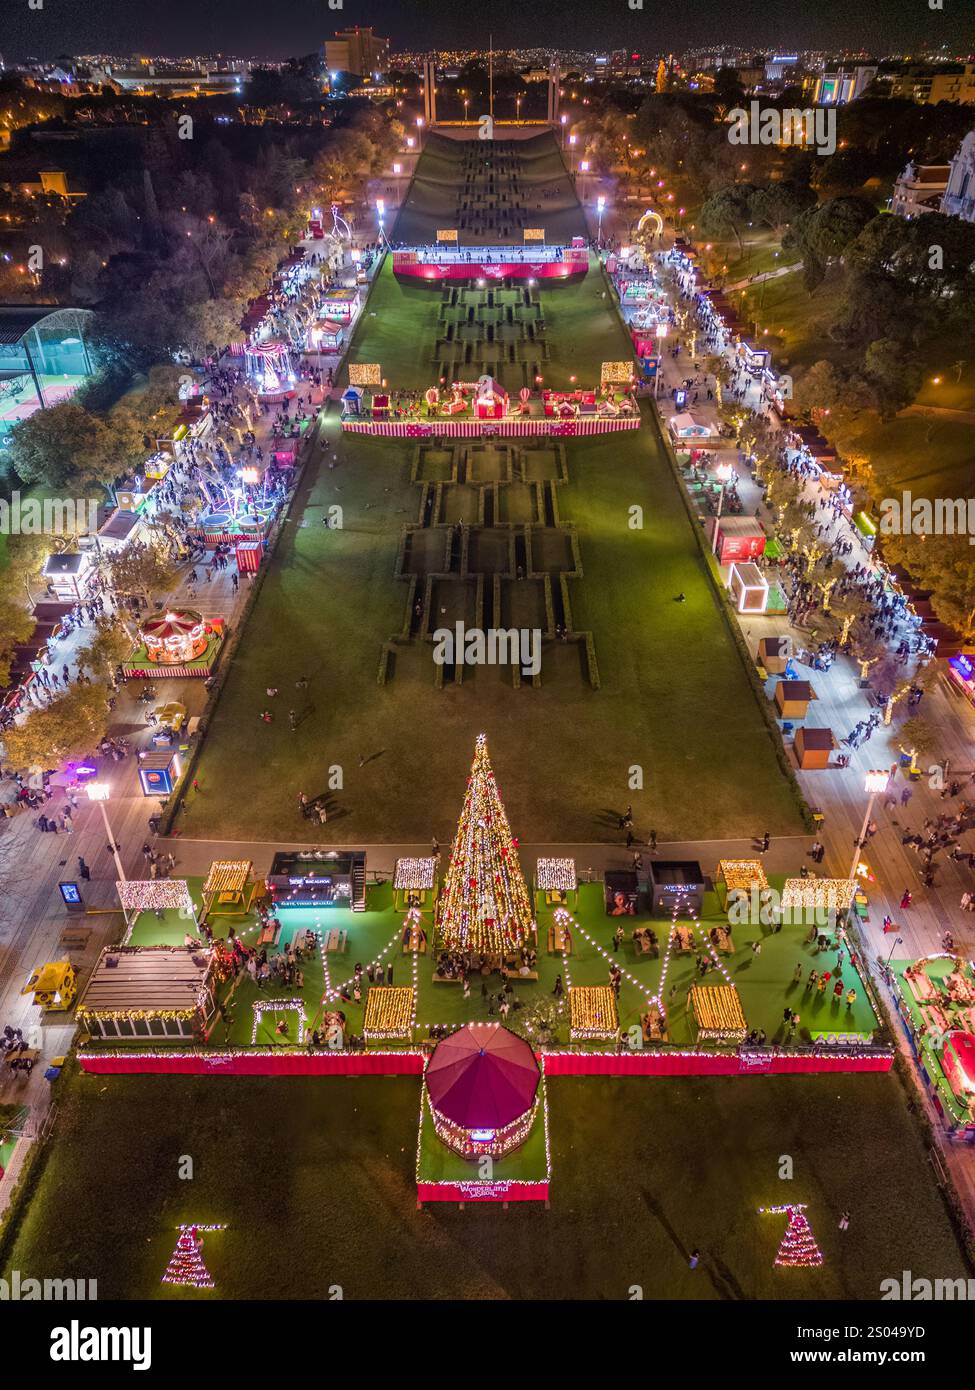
123, 608, 225, 680
245, 340, 295, 404
142, 610, 208, 665
424, 1022, 541, 1160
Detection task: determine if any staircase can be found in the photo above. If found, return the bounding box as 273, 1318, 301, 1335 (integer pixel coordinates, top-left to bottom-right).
351, 853, 367, 912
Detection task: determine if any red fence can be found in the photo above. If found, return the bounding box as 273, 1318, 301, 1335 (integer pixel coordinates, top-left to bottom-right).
78, 1047, 891, 1078
541, 1050, 893, 1077
77, 1051, 426, 1076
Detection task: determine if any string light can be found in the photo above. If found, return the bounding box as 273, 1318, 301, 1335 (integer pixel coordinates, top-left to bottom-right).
161, 1224, 226, 1289
251, 998, 305, 1045
760, 1204, 823, 1267
436, 734, 535, 956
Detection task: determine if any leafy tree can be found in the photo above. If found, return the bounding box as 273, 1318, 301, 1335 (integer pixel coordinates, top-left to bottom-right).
699, 185, 754, 256
76, 615, 133, 681
7, 403, 117, 492
862, 338, 922, 419
104, 539, 179, 606
1, 680, 109, 772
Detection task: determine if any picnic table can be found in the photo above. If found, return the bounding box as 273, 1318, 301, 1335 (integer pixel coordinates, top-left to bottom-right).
548, 922, 572, 955
324, 928, 347, 953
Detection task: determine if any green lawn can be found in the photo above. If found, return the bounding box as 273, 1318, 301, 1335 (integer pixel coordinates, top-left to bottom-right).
186, 412, 802, 843
345, 252, 635, 393
5, 1066, 966, 1299
185, 130, 802, 842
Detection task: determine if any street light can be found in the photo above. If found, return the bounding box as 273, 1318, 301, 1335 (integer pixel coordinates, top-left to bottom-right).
885, 936, 904, 970
710, 461, 734, 553
86, 781, 127, 887
850, 770, 889, 881
596, 195, 606, 244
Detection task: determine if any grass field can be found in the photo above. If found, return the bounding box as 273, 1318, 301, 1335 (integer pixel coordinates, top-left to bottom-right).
5, 1066, 967, 1299
186, 129, 803, 841
186, 413, 802, 843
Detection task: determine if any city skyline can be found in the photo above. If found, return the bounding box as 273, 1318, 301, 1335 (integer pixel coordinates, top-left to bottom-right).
2, 0, 971, 64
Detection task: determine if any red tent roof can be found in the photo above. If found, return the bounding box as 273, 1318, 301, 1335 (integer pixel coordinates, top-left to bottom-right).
426, 1023, 539, 1129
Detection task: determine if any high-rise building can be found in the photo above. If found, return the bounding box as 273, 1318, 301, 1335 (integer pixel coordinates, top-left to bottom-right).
325, 26, 390, 81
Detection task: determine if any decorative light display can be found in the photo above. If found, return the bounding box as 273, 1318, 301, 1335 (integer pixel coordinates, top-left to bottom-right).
760, 1205, 823, 1268
363, 986, 416, 1040
202, 860, 254, 899
394, 858, 436, 891
415, 1081, 553, 1192
554, 908, 654, 1013
536, 858, 577, 892
569, 985, 619, 1041
436, 229, 458, 243
251, 998, 306, 1045
689, 984, 747, 1041
435, 734, 535, 956
116, 880, 194, 914
716, 859, 769, 895
600, 360, 636, 384
348, 363, 382, 386
781, 879, 857, 913
523, 228, 545, 241
161, 1224, 226, 1289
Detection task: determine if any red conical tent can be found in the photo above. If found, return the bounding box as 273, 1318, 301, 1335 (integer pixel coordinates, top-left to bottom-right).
426, 1022, 540, 1130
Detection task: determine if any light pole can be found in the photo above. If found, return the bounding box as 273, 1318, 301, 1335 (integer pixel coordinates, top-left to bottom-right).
596, 195, 606, 246
885, 935, 904, 970
850, 770, 889, 881
710, 461, 734, 553
560, 113, 567, 148
579, 159, 590, 203
416, 116, 424, 149
653, 321, 668, 398
86, 781, 130, 927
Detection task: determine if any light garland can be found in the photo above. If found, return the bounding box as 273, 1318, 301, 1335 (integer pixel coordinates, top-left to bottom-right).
394, 857, 436, 891
689, 984, 747, 1041
435, 734, 536, 956
760, 1204, 824, 1268
161, 1224, 227, 1289
716, 859, 769, 895
569, 986, 619, 1041
116, 879, 194, 913
415, 1080, 553, 1189
202, 860, 254, 897
536, 858, 577, 892
251, 998, 305, 1045
781, 878, 857, 912
363, 986, 415, 1040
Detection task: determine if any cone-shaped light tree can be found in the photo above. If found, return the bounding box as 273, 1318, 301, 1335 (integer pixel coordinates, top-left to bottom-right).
436, 734, 536, 955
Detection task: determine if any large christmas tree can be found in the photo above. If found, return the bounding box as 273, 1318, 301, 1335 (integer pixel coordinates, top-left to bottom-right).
436, 734, 535, 955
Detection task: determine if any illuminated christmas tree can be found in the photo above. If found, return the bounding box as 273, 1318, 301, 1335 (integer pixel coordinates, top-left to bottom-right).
161, 1224, 225, 1289
760, 1204, 823, 1268
436, 734, 535, 956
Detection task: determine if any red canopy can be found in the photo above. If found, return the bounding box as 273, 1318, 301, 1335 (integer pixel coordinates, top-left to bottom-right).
426, 1023, 539, 1129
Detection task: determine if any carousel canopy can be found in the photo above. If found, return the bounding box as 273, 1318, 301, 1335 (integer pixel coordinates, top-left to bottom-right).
426, 1022, 539, 1130
142, 609, 204, 642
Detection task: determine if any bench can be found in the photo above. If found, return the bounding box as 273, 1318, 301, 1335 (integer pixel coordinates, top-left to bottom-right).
257, 922, 281, 947
502, 969, 539, 981
324, 928, 347, 953
433, 973, 463, 984
60, 925, 92, 951
548, 925, 572, 955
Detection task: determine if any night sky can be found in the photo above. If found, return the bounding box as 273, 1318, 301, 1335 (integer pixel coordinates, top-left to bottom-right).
1, 0, 969, 61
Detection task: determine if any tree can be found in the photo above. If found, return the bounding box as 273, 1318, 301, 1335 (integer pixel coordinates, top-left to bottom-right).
75, 615, 133, 682
1, 681, 109, 772
0, 595, 37, 688
699, 185, 753, 256
896, 713, 938, 767
104, 540, 179, 607
863, 338, 922, 419
434, 734, 535, 955
6, 402, 117, 493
